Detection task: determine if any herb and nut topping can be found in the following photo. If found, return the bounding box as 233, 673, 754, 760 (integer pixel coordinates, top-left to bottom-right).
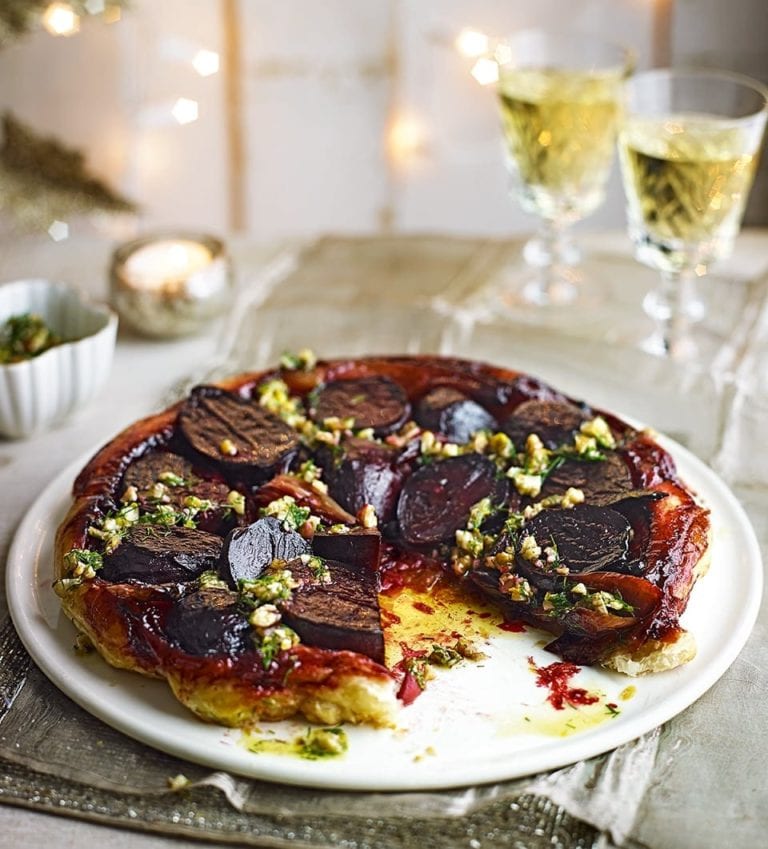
0, 312, 64, 364
61, 468, 246, 583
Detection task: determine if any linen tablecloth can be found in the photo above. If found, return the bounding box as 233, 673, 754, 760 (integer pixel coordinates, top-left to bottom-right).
1, 232, 766, 848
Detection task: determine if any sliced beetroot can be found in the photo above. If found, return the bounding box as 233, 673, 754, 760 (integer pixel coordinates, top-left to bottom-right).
280, 557, 384, 663
544, 572, 663, 664
397, 454, 508, 546
544, 617, 634, 665
321, 437, 407, 524
165, 588, 252, 658
179, 386, 299, 480
122, 451, 192, 494
466, 561, 514, 607
311, 527, 381, 572
540, 452, 633, 504
503, 399, 588, 449
414, 386, 497, 443
504, 374, 570, 406
576, 571, 662, 619
121, 451, 234, 534
310, 376, 410, 436
519, 505, 631, 577
602, 491, 666, 575
219, 516, 310, 587
100, 524, 222, 583
623, 432, 679, 488
254, 474, 356, 525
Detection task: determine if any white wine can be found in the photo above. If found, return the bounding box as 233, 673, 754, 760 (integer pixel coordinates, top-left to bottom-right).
498, 68, 622, 221
619, 115, 759, 269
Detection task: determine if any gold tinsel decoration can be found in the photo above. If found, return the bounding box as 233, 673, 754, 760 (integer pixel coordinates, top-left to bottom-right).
0, 112, 136, 230
0, 1, 129, 46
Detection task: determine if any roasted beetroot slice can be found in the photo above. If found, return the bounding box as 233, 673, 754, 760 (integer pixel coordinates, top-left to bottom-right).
121, 451, 235, 534
254, 474, 356, 525
544, 572, 663, 664
503, 399, 589, 449
607, 491, 666, 572
122, 451, 192, 494
165, 588, 252, 658
310, 376, 410, 435
414, 386, 497, 443
100, 524, 222, 583
219, 516, 310, 587
311, 528, 381, 572
466, 561, 518, 608
520, 505, 631, 577
279, 557, 384, 663
397, 454, 508, 546
540, 452, 633, 504
504, 374, 570, 406
321, 438, 407, 523
179, 386, 299, 479
544, 616, 635, 665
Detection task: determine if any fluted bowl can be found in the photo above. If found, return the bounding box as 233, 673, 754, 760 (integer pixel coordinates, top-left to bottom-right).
0, 279, 118, 438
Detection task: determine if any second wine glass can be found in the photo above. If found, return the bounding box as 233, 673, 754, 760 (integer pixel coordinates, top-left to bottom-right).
618, 69, 768, 358
494, 30, 633, 307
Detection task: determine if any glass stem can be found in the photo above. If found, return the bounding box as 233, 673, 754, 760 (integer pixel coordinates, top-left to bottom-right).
522, 217, 579, 305
537, 218, 559, 301
658, 268, 697, 358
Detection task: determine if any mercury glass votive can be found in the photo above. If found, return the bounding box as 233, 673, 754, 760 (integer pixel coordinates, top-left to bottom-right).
110, 233, 232, 338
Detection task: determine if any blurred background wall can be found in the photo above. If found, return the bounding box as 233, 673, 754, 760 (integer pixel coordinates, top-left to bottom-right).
0, 0, 766, 242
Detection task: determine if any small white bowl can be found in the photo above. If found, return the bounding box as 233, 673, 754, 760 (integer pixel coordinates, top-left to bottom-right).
0, 279, 118, 438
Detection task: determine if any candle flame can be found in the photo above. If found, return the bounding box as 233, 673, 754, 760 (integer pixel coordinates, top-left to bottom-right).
123, 240, 213, 291
42, 3, 80, 37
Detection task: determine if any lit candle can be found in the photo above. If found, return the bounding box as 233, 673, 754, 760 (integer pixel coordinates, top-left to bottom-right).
123, 240, 213, 292
111, 234, 232, 338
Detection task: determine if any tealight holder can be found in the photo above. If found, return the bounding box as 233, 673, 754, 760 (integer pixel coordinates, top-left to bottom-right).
110, 233, 232, 338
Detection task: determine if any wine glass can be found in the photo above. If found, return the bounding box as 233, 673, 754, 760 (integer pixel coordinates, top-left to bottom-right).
618, 68, 768, 358
493, 30, 633, 307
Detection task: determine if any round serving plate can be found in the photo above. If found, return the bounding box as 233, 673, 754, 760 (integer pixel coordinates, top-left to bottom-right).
6, 432, 762, 791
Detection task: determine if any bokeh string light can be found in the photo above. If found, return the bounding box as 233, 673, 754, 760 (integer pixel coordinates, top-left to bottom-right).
455, 28, 489, 59
170, 97, 200, 126
30, 3, 223, 241
192, 49, 220, 77
387, 114, 428, 171
42, 2, 80, 36
32, 10, 504, 238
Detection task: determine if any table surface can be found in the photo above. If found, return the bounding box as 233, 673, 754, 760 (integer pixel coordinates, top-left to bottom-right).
0, 235, 229, 849
1, 229, 767, 849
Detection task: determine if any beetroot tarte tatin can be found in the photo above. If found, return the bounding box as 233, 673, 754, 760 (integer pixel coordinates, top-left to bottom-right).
55, 355, 710, 728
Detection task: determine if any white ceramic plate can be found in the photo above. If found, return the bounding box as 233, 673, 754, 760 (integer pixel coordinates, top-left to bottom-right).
6, 437, 762, 791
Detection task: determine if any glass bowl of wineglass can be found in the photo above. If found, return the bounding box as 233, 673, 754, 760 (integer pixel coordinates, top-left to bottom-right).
492, 29, 633, 308
618, 68, 767, 358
